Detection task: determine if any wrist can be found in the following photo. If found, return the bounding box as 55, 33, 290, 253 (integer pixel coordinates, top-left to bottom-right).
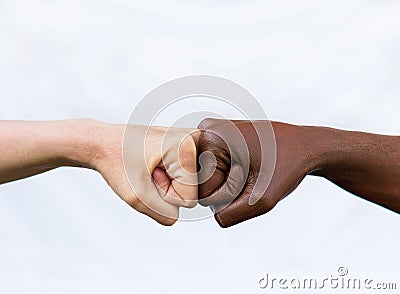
60, 118, 111, 169
300, 125, 345, 176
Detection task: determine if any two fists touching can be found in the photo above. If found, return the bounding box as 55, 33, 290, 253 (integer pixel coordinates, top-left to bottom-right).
2, 119, 396, 227
112, 118, 400, 227
94, 118, 283, 227
102, 118, 323, 227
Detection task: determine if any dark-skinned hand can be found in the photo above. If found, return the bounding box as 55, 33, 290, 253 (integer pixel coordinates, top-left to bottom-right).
197, 118, 400, 227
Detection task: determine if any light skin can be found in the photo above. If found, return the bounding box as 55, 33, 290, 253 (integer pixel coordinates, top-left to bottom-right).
197, 118, 400, 228
2, 118, 399, 228
0, 119, 198, 225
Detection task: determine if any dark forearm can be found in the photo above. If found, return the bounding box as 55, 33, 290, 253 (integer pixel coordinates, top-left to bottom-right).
196, 119, 400, 227
308, 126, 400, 212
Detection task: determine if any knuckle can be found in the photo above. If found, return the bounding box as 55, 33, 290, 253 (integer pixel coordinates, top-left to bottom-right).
198, 197, 210, 207
161, 217, 178, 226
198, 118, 215, 129
158, 208, 179, 226
197, 118, 210, 129
179, 136, 196, 159
215, 213, 230, 228
182, 198, 198, 208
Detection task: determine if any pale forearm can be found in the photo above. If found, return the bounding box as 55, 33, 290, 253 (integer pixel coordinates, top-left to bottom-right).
0, 119, 103, 184
0, 118, 197, 225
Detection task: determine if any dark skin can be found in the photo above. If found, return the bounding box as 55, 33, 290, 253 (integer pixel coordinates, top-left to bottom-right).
196, 118, 400, 228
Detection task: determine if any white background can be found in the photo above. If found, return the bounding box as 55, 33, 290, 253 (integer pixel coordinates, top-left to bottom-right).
1, 1, 400, 293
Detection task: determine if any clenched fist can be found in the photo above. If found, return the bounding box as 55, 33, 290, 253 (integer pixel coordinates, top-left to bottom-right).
197, 118, 400, 227
196, 118, 319, 227
1, 118, 399, 227
0, 119, 198, 226
97, 124, 198, 225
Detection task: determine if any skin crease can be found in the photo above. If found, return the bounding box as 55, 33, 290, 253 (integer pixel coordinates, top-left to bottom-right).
2, 118, 399, 227
196, 118, 400, 228
0, 119, 198, 226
